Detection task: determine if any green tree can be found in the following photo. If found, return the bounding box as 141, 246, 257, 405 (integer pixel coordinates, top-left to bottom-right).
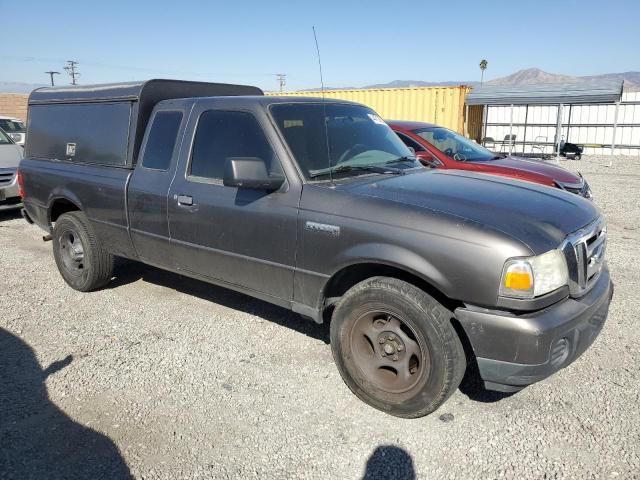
479, 59, 488, 86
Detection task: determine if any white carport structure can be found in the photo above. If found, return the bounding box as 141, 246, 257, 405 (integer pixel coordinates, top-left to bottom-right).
466, 81, 627, 162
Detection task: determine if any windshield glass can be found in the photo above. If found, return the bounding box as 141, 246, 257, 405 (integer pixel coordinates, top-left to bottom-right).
0, 119, 26, 133
0, 129, 12, 145
271, 103, 418, 180
414, 127, 495, 162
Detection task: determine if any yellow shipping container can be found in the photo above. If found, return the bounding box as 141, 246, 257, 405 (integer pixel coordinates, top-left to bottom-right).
266, 85, 471, 133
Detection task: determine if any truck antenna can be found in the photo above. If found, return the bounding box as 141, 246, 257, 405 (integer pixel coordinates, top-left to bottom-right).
312, 26, 333, 184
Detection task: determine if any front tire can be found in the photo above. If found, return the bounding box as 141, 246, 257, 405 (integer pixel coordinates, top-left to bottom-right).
330, 277, 466, 418
52, 212, 114, 292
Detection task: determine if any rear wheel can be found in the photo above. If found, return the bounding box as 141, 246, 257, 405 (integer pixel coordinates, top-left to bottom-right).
52, 212, 114, 291
330, 277, 466, 418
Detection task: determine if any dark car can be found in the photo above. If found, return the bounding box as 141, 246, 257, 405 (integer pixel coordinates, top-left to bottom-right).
20, 80, 612, 418
389, 120, 593, 198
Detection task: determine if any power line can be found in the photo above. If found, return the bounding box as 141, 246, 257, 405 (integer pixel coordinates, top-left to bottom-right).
44, 71, 60, 86
64, 60, 80, 85
276, 73, 286, 92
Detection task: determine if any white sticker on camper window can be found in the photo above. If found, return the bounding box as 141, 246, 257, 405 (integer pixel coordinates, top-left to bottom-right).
367, 113, 386, 125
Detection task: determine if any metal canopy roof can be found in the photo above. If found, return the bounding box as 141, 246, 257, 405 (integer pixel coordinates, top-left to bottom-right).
29, 79, 263, 104
466, 80, 623, 105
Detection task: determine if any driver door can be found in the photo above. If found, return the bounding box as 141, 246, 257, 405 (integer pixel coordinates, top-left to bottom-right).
167, 105, 300, 302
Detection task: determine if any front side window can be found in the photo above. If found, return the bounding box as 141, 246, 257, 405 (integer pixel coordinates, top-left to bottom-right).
270, 103, 417, 180
414, 127, 496, 162
141, 111, 183, 170
395, 131, 426, 152
190, 110, 278, 180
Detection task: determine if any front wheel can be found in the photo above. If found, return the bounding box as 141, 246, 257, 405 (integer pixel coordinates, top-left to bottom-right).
52, 212, 114, 292
330, 277, 466, 418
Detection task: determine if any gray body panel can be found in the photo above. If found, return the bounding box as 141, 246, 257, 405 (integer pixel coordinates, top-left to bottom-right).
0, 142, 23, 204
19, 86, 612, 392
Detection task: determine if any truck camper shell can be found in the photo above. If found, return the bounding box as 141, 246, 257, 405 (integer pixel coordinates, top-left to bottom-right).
27, 79, 263, 167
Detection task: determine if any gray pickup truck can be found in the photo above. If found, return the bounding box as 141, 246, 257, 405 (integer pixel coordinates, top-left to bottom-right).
20, 80, 613, 418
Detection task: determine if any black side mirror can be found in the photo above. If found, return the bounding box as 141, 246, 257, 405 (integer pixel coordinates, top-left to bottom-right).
223, 157, 285, 191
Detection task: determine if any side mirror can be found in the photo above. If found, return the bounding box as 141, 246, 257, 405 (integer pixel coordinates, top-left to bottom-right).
407, 146, 416, 155
416, 151, 442, 168
223, 157, 285, 191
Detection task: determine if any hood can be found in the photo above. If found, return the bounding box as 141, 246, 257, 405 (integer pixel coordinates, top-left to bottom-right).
337, 169, 600, 253
0, 143, 23, 169
482, 156, 580, 185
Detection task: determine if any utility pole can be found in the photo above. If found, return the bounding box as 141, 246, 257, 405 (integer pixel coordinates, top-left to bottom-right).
276, 73, 286, 92
45, 71, 60, 86
64, 60, 80, 85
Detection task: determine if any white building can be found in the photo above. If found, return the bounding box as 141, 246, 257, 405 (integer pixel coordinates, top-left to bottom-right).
467, 81, 638, 156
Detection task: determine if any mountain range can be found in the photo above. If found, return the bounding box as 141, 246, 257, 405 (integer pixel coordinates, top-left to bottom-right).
2, 68, 639, 93
363, 68, 640, 91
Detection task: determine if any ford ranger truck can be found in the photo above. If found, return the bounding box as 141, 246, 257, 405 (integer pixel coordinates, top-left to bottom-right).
19, 80, 613, 418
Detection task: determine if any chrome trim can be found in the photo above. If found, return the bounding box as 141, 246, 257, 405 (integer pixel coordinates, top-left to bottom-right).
561, 218, 607, 297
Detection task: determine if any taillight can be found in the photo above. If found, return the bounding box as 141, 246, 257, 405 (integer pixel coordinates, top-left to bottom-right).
17, 169, 25, 198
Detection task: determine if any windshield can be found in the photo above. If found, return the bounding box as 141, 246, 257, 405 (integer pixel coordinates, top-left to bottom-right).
0, 129, 12, 145
414, 127, 496, 162
271, 103, 418, 180
0, 119, 26, 133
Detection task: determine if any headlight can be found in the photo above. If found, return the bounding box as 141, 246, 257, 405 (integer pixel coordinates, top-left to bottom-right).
499, 249, 568, 299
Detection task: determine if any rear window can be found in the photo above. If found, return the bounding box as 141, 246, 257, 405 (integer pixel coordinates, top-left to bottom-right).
0, 119, 25, 133
26, 103, 131, 166
141, 111, 183, 170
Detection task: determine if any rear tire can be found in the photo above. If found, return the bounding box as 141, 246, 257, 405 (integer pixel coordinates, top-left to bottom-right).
52, 212, 114, 292
330, 276, 466, 418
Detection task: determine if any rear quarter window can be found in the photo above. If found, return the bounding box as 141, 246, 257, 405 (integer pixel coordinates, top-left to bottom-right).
141, 111, 183, 170
26, 103, 131, 166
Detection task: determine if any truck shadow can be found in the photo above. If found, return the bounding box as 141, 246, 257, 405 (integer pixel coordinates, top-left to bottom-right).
457, 360, 516, 403
0, 328, 132, 479
110, 261, 515, 403
0, 209, 22, 222
110, 260, 330, 344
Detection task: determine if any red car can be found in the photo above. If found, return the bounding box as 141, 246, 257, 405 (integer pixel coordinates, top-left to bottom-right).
388, 120, 592, 199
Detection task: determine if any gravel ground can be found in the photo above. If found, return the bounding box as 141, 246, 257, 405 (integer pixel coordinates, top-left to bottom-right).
1, 155, 639, 479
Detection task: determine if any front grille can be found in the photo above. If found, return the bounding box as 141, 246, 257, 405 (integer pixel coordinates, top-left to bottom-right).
562, 218, 607, 297
0, 168, 15, 186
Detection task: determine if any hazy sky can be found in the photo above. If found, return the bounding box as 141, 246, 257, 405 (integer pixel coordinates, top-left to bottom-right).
2, 0, 639, 91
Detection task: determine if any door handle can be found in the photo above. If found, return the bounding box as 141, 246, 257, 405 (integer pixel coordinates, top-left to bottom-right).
177, 194, 194, 206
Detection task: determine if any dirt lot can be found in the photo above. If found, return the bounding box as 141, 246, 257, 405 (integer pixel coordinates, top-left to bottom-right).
1, 156, 639, 479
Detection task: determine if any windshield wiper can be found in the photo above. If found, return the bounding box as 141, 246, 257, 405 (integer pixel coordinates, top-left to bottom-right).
383, 155, 417, 166
309, 163, 406, 179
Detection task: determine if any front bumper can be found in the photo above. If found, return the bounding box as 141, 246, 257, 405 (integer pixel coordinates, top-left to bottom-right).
455, 266, 613, 392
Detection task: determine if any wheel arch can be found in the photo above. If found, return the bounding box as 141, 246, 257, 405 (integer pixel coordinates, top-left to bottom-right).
48, 194, 83, 225
321, 260, 462, 317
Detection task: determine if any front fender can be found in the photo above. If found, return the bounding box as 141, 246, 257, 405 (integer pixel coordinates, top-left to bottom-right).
334, 242, 453, 293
